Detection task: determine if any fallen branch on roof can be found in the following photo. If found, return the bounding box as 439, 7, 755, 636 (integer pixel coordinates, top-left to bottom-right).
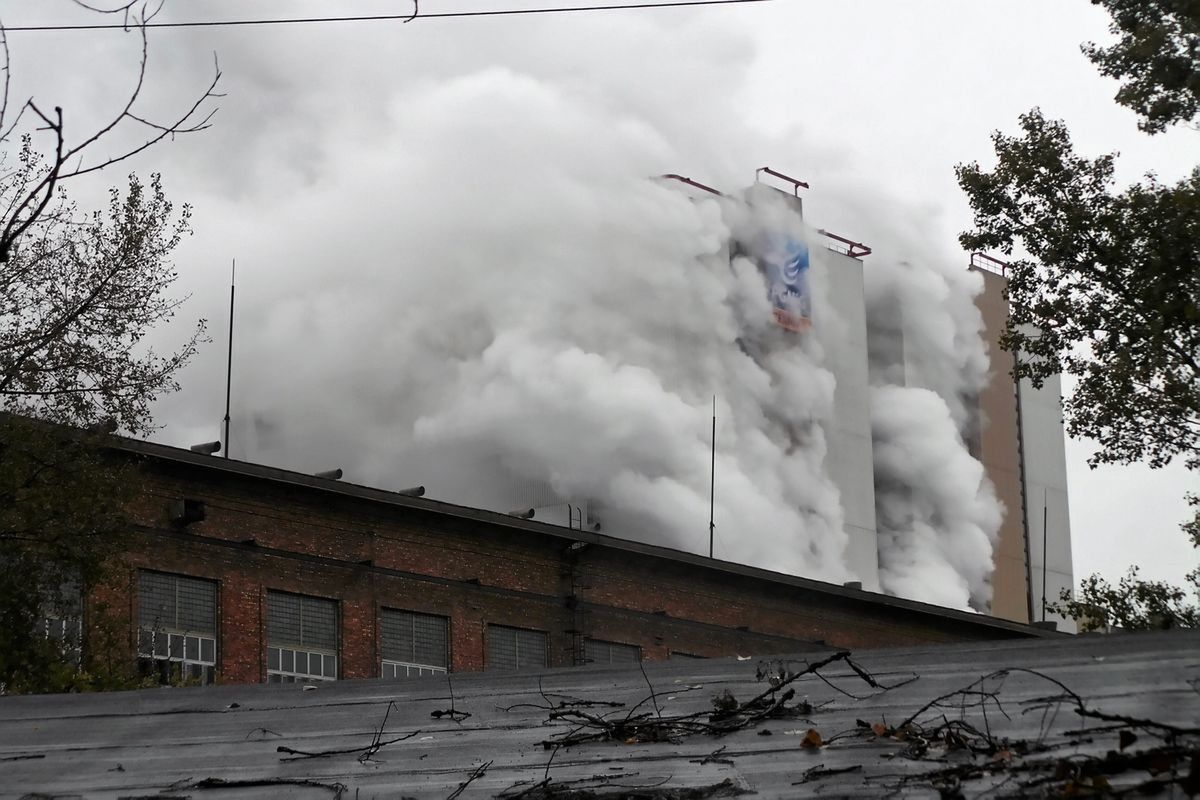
173, 777, 348, 797
503, 697, 626, 713
689, 745, 734, 766
808, 666, 1200, 797
791, 763, 862, 785
433, 673, 472, 723
276, 701, 420, 762
539, 651, 894, 749
276, 730, 420, 761
503, 678, 627, 713
496, 777, 748, 799
447, 759, 492, 800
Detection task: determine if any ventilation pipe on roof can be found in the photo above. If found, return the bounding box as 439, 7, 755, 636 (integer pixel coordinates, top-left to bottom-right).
397, 485, 425, 497
314, 468, 343, 480
843, 581, 863, 591
189, 441, 221, 455
509, 508, 536, 519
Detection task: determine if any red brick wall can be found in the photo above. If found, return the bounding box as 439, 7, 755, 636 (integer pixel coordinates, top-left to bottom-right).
98, 457, 1035, 685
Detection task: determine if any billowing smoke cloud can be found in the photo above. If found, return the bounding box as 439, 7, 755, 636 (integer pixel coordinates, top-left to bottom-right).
864, 255, 1003, 610
870, 385, 1002, 608
220, 104, 853, 579
25, 2, 1005, 602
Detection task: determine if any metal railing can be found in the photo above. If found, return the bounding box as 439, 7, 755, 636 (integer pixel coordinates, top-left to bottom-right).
818, 229, 871, 259
658, 173, 726, 197
755, 166, 809, 196
970, 251, 1008, 276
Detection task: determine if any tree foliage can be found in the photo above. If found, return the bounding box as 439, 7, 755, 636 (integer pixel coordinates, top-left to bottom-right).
1083, 0, 1200, 133
0, 1, 220, 692
958, 0, 1200, 632
1, 162, 203, 434
0, 416, 136, 692
1049, 566, 1199, 632
956, 110, 1200, 473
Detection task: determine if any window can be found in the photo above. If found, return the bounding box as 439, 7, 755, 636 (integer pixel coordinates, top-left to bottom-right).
487, 624, 548, 671
266, 591, 338, 683
137, 571, 218, 685
44, 617, 83, 666
583, 638, 641, 665
381, 609, 448, 678
41, 580, 83, 668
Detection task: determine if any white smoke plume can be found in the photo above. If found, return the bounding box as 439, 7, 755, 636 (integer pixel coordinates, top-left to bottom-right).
224, 129, 853, 580
23, 2, 1008, 601
863, 252, 1004, 610
870, 384, 1002, 609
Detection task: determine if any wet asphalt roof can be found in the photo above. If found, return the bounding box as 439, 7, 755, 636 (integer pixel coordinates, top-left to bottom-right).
1, 630, 1197, 799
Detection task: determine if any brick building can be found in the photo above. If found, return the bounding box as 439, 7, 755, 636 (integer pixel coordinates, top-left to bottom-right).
100, 436, 1053, 687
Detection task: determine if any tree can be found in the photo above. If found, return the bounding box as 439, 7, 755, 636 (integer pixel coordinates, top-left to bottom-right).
1082, 0, 1200, 134
955, 0, 1199, 631
1049, 567, 1198, 632
956, 110, 1199, 473
0, 416, 135, 692
1, 169, 203, 433
0, 1, 220, 692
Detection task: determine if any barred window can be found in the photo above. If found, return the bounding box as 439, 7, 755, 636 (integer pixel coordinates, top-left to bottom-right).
43, 617, 83, 667
583, 638, 641, 665
381, 609, 448, 678
266, 591, 338, 683
137, 571, 218, 685
487, 624, 548, 671
41, 580, 83, 668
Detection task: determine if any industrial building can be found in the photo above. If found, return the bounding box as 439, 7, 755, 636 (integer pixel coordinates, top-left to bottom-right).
95, 434, 1049, 687
497, 171, 1073, 626
969, 252, 1075, 626
38, 169, 1074, 687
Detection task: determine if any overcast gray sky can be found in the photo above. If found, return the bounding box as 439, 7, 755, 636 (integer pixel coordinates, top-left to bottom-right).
7, 0, 1196, 592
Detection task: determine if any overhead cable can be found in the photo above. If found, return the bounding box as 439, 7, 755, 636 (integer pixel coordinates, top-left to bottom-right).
4, 0, 772, 33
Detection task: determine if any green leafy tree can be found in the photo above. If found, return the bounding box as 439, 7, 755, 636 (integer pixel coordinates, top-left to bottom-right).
1082, 0, 1200, 134
956, 111, 1199, 473
956, 0, 1199, 631
0, 1, 219, 692
1049, 567, 1199, 632
0, 417, 136, 692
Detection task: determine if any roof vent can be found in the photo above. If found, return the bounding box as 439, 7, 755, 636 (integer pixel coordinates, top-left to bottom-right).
314, 468, 343, 480
189, 441, 221, 455
509, 508, 536, 520
398, 485, 425, 497
843, 581, 863, 591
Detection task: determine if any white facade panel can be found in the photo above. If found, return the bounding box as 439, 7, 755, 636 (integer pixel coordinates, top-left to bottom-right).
1018, 372, 1076, 632
813, 246, 879, 589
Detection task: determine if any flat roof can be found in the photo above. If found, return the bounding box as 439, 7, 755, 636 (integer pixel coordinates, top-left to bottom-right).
2, 630, 1193, 798
116, 436, 1056, 640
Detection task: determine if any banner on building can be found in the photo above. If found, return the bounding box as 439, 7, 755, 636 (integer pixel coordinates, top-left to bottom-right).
760, 233, 811, 332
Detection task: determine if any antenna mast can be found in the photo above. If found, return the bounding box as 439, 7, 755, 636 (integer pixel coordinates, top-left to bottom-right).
1041, 489, 1049, 621
223, 260, 235, 459
709, 396, 716, 558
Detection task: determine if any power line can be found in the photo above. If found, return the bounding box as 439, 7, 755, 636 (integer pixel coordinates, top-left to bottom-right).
4, 0, 772, 32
